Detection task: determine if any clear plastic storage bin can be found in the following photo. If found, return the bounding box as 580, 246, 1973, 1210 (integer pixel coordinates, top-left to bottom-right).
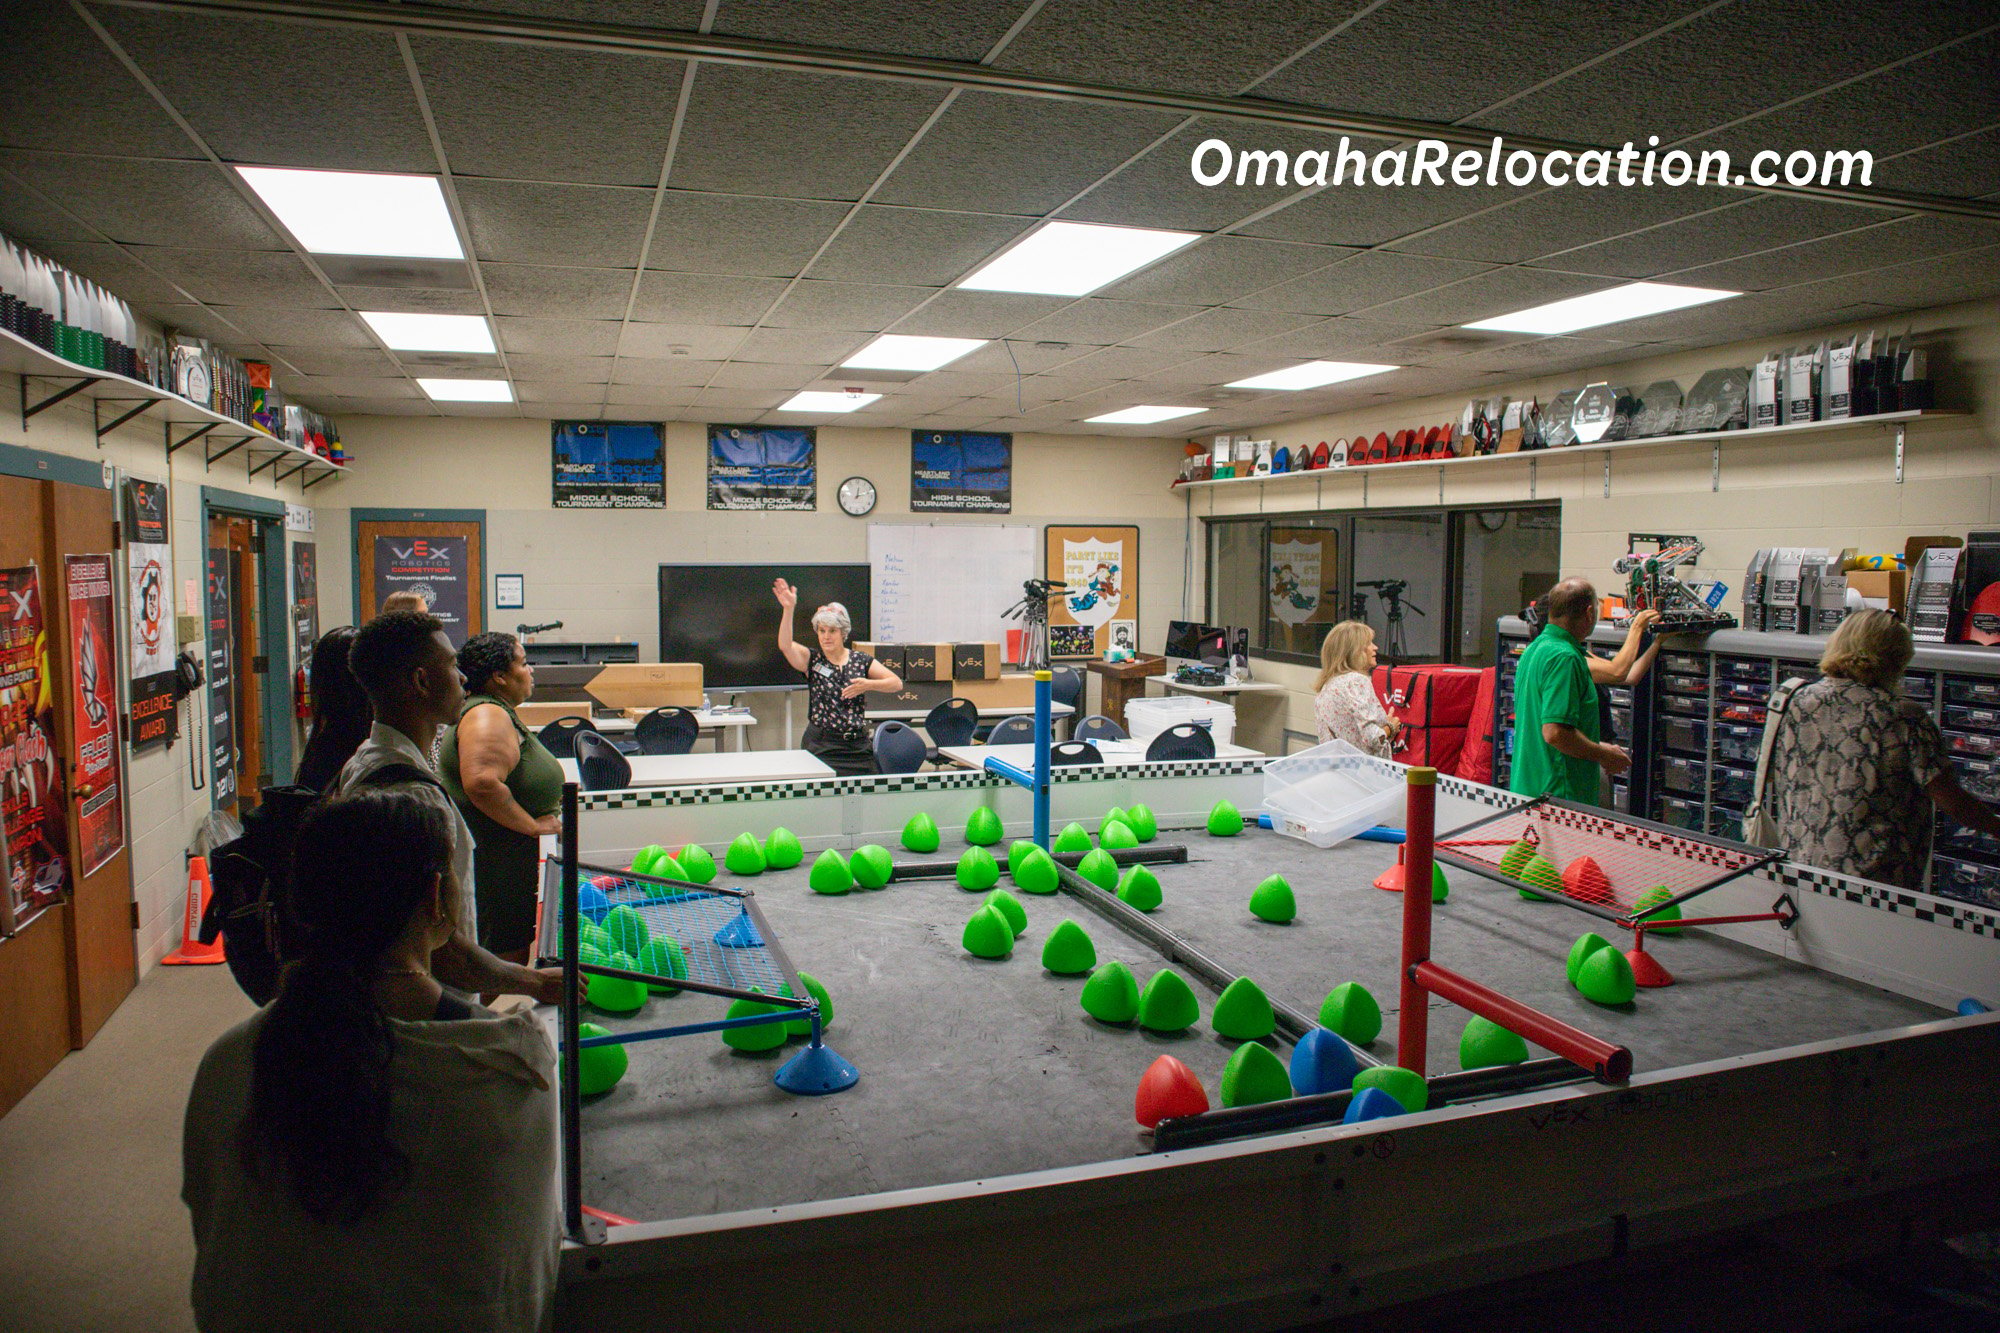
1124, 695, 1237, 747
1261, 739, 1404, 848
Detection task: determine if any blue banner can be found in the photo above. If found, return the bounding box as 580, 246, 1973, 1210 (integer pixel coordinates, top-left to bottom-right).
911, 431, 1011, 513
552, 420, 665, 509
708, 425, 816, 510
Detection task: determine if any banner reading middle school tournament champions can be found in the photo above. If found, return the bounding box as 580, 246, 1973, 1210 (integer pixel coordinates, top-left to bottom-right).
0, 564, 68, 933
124, 480, 177, 751
551, 420, 665, 509
1044, 525, 1140, 660
65, 555, 124, 877
911, 431, 1012, 513
708, 425, 815, 511
371, 535, 471, 647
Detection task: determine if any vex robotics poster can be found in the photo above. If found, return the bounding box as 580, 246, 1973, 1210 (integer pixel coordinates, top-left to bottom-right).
708, 425, 816, 511
911, 431, 1012, 513
1, 564, 67, 932
552, 420, 665, 509
66, 555, 124, 878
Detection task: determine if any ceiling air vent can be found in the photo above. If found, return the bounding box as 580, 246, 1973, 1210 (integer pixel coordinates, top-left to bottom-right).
1388, 327, 1518, 354
316, 255, 476, 290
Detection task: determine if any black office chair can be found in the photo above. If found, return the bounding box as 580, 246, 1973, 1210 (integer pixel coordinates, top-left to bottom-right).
986, 715, 1038, 746
1073, 714, 1128, 744
1049, 665, 1083, 710
575, 730, 633, 791
872, 721, 928, 775
1050, 740, 1103, 766
1145, 723, 1216, 762
634, 706, 701, 756
537, 715, 600, 760
921, 697, 979, 766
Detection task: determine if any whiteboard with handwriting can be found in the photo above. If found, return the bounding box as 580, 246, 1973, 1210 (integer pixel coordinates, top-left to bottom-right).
868, 524, 1036, 644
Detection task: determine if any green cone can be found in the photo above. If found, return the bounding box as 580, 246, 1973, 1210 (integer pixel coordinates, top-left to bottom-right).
764, 827, 804, 869
1014, 846, 1059, 895
1498, 839, 1538, 877
1427, 862, 1449, 903
809, 848, 853, 895
635, 937, 686, 995
902, 812, 940, 853
1249, 874, 1296, 924
724, 831, 766, 876
1116, 864, 1162, 912
1319, 982, 1381, 1045
1100, 819, 1139, 850
1517, 852, 1562, 900
1219, 1040, 1292, 1107
633, 844, 667, 875
643, 856, 686, 892
962, 903, 1014, 959
1566, 932, 1614, 986
576, 1022, 628, 1096
850, 844, 894, 889
1138, 969, 1200, 1033
1105, 806, 1129, 833
1353, 1064, 1427, 1112
1126, 804, 1158, 841
587, 951, 647, 1014
722, 991, 789, 1051
984, 887, 1028, 936
1076, 848, 1120, 891
1080, 961, 1140, 1023
783, 971, 833, 1037
956, 846, 1000, 891
1041, 919, 1096, 974
1006, 840, 1039, 877
677, 844, 717, 884
1211, 977, 1276, 1040
1206, 799, 1242, 837
1053, 821, 1093, 854
1459, 1015, 1529, 1069
579, 921, 613, 956
965, 807, 1003, 847
1633, 885, 1684, 935
1577, 946, 1637, 1005
602, 905, 649, 955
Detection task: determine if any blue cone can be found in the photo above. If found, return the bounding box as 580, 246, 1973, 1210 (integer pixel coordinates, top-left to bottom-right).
1959, 997, 1991, 1016
1290, 1027, 1362, 1096
577, 884, 611, 921
713, 911, 764, 949
1343, 1086, 1405, 1124
773, 1040, 859, 1095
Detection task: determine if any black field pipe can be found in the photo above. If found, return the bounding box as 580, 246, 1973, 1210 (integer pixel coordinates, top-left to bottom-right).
887, 844, 1189, 881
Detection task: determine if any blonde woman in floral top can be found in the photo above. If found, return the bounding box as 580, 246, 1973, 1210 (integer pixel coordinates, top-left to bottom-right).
1313, 621, 1400, 757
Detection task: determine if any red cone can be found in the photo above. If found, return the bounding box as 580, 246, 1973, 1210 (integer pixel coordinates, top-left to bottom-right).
1135, 1054, 1209, 1129
1374, 844, 1408, 892
1626, 947, 1675, 988
1562, 855, 1613, 905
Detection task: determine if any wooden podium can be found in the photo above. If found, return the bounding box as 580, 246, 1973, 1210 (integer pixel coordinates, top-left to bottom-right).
1086, 655, 1166, 731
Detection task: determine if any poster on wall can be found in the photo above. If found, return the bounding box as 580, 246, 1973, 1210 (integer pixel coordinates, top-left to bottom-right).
291, 541, 319, 668
1267, 526, 1341, 657
1044, 525, 1139, 660
551, 420, 665, 509
123, 480, 177, 752
65, 555, 124, 877
371, 535, 471, 646
0, 564, 68, 933
708, 425, 815, 511
911, 431, 1011, 513
206, 547, 235, 805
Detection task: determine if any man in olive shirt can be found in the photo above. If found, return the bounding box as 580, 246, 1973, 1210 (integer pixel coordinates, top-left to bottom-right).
1510, 578, 1630, 803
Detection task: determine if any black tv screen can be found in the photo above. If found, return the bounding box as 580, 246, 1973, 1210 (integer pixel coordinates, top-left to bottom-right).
659, 564, 871, 690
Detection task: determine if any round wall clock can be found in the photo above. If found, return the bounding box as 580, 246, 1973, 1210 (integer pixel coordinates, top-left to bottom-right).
837, 476, 877, 516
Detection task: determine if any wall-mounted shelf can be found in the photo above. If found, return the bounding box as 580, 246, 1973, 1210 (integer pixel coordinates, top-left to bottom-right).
0, 325, 346, 491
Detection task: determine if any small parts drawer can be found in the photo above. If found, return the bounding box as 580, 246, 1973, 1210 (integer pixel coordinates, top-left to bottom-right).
1931, 855, 2000, 907
1658, 755, 1706, 796
1945, 729, 2000, 759
1717, 657, 1773, 683
1937, 821, 2000, 859
1943, 703, 2000, 734
1899, 672, 1935, 704
1658, 796, 1703, 831
1720, 678, 1771, 704
1660, 671, 1708, 698
1713, 723, 1762, 765
1658, 715, 1706, 755
1659, 692, 1708, 719
1711, 766, 1754, 807
1611, 781, 1630, 814
1709, 808, 1744, 841
1604, 686, 1634, 709
1718, 701, 1768, 726
1608, 706, 1632, 739
1945, 677, 2000, 707
1952, 756, 2000, 802
1660, 651, 1707, 676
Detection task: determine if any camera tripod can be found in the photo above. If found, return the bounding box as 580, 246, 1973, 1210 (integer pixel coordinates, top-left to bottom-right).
1354, 578, 1425, 662
1002, 578, 1069, 670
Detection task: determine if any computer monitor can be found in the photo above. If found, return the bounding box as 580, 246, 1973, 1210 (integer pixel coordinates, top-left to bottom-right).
1165, 620, 1225, 661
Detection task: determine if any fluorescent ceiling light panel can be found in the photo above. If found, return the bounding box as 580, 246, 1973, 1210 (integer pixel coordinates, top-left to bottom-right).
1464, 282, 1740, 335
778, 390, 882, 413
958, 221, 1199, 297
237, 166, 464, 259
841, 335, 985, 372
1085, 405, 1204, 425
1226, 360, 1397, 391
361, 311, 495, 353
417, 377, 513, 402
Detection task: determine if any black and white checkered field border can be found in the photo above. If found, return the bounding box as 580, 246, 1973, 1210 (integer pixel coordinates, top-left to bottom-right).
1761, 862, 1997, 938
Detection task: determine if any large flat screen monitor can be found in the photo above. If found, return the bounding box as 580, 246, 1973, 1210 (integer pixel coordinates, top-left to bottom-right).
1164, 619, 1225, 660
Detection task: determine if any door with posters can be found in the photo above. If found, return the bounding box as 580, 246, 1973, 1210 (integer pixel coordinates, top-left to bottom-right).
355, 515, 483, 648
206, 513, 264, 813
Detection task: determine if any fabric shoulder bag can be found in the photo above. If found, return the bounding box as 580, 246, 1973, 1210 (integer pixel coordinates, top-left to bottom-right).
1742, 676, 1807, 849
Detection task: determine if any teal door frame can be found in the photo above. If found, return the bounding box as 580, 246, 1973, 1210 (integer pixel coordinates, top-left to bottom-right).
201, 486, 292, 798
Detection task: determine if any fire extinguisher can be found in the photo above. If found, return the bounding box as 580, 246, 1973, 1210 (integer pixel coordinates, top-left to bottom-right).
294, 665, 311, 722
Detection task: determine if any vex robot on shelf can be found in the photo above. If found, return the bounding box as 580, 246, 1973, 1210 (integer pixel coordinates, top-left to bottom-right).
1614, 535, 1738, 631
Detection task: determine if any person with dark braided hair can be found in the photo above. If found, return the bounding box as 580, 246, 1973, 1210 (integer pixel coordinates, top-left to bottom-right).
182, 787, 558, 1332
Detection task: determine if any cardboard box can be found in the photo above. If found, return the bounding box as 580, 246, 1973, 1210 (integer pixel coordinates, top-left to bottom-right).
899, 642, 949, 683
952, 642, 1002, 680
1845, 569, 1907, 615
864, 681, 950, 715
855, 642, 905, 676
583, 662, 702, 711
954, 674, 1040, 711
516, 700, 600, 728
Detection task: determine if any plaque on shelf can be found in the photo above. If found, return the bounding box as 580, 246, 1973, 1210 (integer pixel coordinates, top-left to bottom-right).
1631, 380, 1684, 438
1542, 390, 1580, 448
1680, 367, 1751, 433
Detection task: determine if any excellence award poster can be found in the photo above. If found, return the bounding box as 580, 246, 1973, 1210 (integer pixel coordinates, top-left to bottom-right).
0, 564, 68, 932
65, 555, 124, 877
1044, 525, 1139, 659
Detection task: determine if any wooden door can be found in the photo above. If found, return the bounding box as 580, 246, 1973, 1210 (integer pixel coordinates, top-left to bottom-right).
355, 518, 483, 645
205, 514, 265, 813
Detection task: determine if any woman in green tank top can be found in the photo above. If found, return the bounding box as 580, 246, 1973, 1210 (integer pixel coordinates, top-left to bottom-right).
441, 633, 565, 961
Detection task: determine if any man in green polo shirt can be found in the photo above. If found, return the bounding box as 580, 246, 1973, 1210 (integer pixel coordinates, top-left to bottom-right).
1510, 578, 1630, 804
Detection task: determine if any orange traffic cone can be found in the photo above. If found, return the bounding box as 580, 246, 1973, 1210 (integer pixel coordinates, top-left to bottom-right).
161, 855, 226, 965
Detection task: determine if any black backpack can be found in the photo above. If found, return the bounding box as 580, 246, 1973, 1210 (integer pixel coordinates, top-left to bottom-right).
203, 763, 443, 1005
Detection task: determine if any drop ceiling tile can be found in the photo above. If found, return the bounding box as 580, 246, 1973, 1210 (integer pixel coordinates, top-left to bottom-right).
732, 328, 868, 364
0, 6, 197, 158
456, 179, 654, 267
1101, 236, 1356, 306
884, 290, 1075, 338
1390, 185, 1734, 267
23, 242, 190, 306
713, 1, 1031, 61
612, 358, 725, 387
1543, 197, 1891, 280
707, 362, 825, 391
604, 384, 704, 408
693, 387, 789, 411
497, 317, 625, 357
630, 272, 788, 324
264, 347, 402, 378
1663, 215, 2000, 291
1238, 176, 1519, 249
619, 322, 752, 360
343, 398, 438, 416
449, 0, 707, 26
147, 303, 256, 344
0, 153, 281, 250
515, 396, 611, 418
1441, 335, 1638, 376
762, 281, 934, 330
1363, 267, 1610, 326
1871, 127, 2000, 200
516, 382, 603, 404
1054, 345, 1200, 379
483, 265, 638, 320
1062, 119, 1353, 233
641, 193, 852, 277
1233, 316, 1442, 361
1007, 299, 1207, 345
1122, 305, 1322, 352
1229, 251, 1493, 316
1831, 243, 2000, 310
284, 375, 422, 399
334, 286, 489, 316
1134, 353, 1285, 387
803, 207, 1033, 286
128, 247, 335, 306
949, 341, 1105, 375
893, 369, 1025, 397
505, 354, 614, 383
994, 1, 1372, 97
0, 176, 99, 245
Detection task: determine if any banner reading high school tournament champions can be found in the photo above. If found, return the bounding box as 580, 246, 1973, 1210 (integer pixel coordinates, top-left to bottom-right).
0, 564, 68, 933
551, 420, 666, 508
911, 431, 1012, 513
65, 555, 124, 877
123, 480, 177, 751
707, 425, 816, 510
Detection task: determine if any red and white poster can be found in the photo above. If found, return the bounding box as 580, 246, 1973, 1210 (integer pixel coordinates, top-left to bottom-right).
0, 564, 67, 933
66, 555, 124, 877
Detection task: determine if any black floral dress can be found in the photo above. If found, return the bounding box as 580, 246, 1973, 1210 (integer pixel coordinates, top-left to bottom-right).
801, 646, 877, 775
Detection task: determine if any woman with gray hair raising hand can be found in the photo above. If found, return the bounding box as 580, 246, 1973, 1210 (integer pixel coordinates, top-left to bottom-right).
773, 577, 902, 775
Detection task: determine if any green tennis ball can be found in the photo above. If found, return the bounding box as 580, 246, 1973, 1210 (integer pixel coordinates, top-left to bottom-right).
1318, 982, 1381, 1045
1040, 919, 1096, 974
1116, 864, 1162, 912
782, 971, 833, 1038
632, 845, 666, 875
1125, 804, 1158, 842
1076, 848, 1119, 891
1006, 840, 1039, 877
576, 1022, 628, 1096
677, 844, 717, 883
850, 844, 894, 889
1353, 1064, 1427, 1113
902, 812, 940, 854
984, 887, 1028, 936
1577, 946, 1637, 1006
962, 903, 1014, 959
724, 831, 766, 876
764, 827, 804, 870
602, 905, 649, 955
808, 848, 853, 895
1137, 969, 1200, 1033
1249, 874, 1296, 924
1100, 819, 1139, 850
587, 951, 647, 1014
1459, 1016, 1529, 1069
956, 846, 1000, 892
1211, 977, 1276, 1041
1080, 960, 1139, 1023
965, 807, 1003, 847
1498, 839, 1538, 878
1219, 1040, 1292, 1107
722, 991, 789, 1051
1634, 885, 1684, 935
1566, 933, 1615, 986
635, 937, 686, 995
1206, 799, 1242, 837
1013, 846, 1059, 895
1053, 822, 1093, 854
